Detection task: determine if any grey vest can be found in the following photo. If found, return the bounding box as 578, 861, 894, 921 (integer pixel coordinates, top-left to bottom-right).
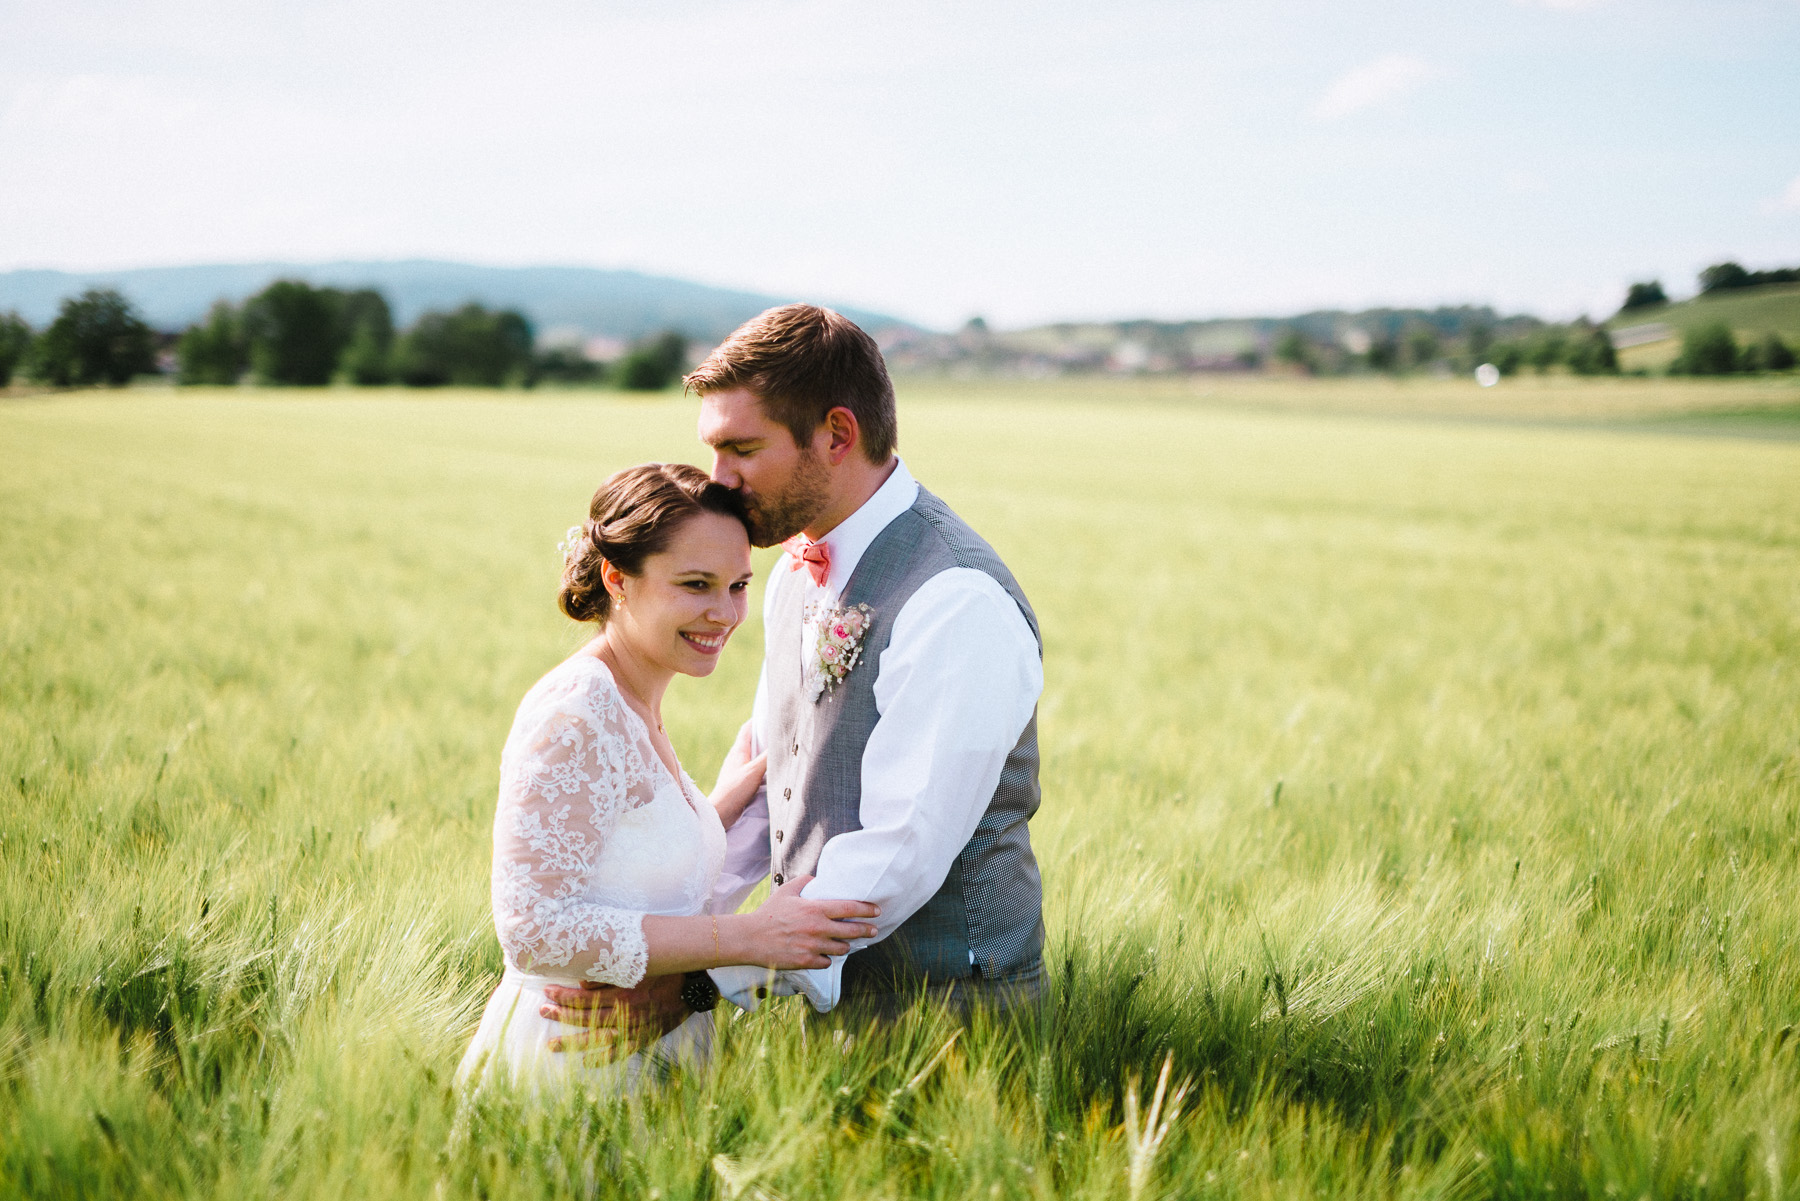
765, 487, 1045, 998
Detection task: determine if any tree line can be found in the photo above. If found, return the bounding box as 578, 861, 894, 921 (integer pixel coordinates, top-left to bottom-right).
1619, 260, 1800, 314
1272, 258, 1798, 380
5, 264, 1795, 390
0, 283, 690, 391
1270, 317, 1623, 379
1665, 325, 1795, 375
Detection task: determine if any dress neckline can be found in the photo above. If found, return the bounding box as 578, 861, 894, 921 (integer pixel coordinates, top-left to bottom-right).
574, 655, 707, 821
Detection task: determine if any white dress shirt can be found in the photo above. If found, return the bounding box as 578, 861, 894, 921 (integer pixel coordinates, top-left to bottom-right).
709, 458, 1044, 1011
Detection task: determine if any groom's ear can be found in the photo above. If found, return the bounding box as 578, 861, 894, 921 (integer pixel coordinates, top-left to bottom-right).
820, 406, 861, 467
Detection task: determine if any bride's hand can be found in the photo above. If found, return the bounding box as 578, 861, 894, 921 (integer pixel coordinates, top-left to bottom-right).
710, 736, 766, 830
743, 876, 880, 970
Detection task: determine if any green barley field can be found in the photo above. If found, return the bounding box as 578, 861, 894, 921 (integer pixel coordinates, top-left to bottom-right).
3, 379, 1798, 1200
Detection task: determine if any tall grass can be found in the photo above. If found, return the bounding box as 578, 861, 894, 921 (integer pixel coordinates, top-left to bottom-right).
2, 385, 1797, 1199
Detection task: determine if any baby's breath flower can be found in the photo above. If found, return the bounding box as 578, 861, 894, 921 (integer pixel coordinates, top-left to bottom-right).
557, 525, 585, 564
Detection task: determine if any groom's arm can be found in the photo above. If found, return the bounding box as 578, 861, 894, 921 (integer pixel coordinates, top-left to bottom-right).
787, 567, 1042, 1010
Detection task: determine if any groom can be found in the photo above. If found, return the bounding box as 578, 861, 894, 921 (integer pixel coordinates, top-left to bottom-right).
542, 304, 1045, 1036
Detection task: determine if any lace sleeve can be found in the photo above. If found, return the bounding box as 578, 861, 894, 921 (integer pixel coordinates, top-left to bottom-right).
490, 680, 654, 987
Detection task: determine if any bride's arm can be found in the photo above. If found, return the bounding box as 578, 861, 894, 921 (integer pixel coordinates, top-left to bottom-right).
639, 876, 875, 974
492, 700, 659, 987
493, 695, 874, 988
541, 878, 878, 1051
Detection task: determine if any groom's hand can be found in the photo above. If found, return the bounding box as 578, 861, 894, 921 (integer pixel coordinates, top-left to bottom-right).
541, 975, 690, 1053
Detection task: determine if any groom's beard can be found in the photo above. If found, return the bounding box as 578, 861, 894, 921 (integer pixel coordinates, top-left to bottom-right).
742, 446, 831, 547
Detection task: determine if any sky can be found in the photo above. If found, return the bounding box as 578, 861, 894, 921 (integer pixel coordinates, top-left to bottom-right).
2, 0, 1797, 329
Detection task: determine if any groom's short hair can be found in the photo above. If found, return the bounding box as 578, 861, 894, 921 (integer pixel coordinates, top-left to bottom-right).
685, 304, 897, 463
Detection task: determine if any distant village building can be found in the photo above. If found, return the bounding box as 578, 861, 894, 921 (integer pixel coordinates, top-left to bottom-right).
583, 336, 627, 362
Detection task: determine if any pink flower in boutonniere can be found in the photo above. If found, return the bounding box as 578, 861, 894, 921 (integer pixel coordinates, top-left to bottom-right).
803, 602, 874, 701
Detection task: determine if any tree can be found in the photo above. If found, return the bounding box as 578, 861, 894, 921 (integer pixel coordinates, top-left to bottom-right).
1669, 323, 1739, 375
27, 288, 157, 387
177, 301, 248, 385
1761, 333, 1796, 372
336, 290, 395, 385
1620, 281, 1667, 312
338, 324, 391, 385
182, 282, 396, 386
393, 314, 454, 386
1698, 263, 1751, 294
394, 304, 534, 387
0, 311, 31, 385
1566, 325, 1619, 375
1365, 335, 1399, 372
1741, 332, 1795, 373
616, 330, 689, 390
1466, 325, 1494, 363
1272, 328, 1313, 374
534, 345, 606, 386
1404, 325, 1441, 370
1489, 342, 1525, 376
242, 280, 342, 385
1526, 330, 1567, 374
1698, 261, 1800, 294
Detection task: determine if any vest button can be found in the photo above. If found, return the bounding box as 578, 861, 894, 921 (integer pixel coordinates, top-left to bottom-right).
783, 787, 791, 799
791, 742, 799, 755
775, 829, 783, 843
772, 872, 784, 886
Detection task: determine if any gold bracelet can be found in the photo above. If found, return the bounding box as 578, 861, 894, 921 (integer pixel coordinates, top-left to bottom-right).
711, 914, 720, 961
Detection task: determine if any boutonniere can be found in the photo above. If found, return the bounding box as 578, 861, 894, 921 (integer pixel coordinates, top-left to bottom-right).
803, 602, 875, 701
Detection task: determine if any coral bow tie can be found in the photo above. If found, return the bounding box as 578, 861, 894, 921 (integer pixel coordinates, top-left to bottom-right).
784, 537, 831, 586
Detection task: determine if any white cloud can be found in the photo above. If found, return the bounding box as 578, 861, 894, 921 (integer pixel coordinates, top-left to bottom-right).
1514, 0, 1611, 9
1312, 55, 1441, 121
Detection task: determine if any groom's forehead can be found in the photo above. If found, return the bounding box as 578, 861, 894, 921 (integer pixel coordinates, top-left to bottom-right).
698, 387, 780, 443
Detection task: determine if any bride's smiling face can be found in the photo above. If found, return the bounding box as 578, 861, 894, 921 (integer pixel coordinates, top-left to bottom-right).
607, 511, 754, 678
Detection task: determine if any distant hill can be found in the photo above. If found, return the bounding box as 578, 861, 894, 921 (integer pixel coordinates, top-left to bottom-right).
1607, 283, 1800, 341
1605, 283, 1800, 369
0, 261, 918, 342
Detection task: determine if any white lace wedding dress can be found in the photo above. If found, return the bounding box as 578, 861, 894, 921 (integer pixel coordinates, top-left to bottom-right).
457, 653, 727, 1092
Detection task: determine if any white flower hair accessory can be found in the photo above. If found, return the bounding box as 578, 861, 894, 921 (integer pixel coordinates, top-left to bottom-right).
803, 602, 875, 702
558, 525, 585, 566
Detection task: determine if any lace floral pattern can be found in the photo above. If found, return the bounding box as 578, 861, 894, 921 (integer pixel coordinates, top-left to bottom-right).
489, 656, 724, 988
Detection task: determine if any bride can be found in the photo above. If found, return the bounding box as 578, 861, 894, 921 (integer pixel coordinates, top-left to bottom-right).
458, 462, 880, 1090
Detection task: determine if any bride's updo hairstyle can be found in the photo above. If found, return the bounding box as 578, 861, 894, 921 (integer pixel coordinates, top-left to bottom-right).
558, 463, 748, 625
